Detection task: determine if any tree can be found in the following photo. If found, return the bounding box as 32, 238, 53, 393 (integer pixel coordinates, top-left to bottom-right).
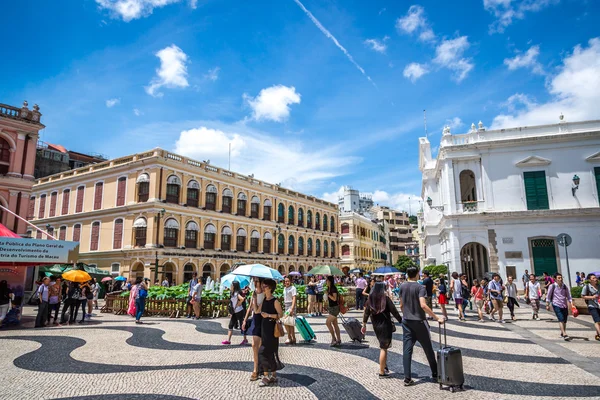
395, 255, 416, 272
409, 215, 417, 225
422, 264, 448, 277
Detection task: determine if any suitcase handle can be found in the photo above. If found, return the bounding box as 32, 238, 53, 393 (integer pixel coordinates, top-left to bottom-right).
438, 321, 447, 350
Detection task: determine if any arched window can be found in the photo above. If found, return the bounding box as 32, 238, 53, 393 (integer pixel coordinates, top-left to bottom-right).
250, 196, 260, 218
307, 210, 313, 229
298, 208, 304, 227
163, 218, 179, 247
288, 205, 294, 225
263, 231, 272, 253
59, 226, 67, 241
61, 189, 70, 215
237, 192, 247, 216
330, 216, 335, 233
90, 221, 100, 251
137, 173, 150, 202
221, 226, 232, 250
236, 228, 247, 251
0, 137, 11, 175
307, 238, 313, 256
204, 223, 216, 249
166, 175, 181, 204
277, 203, 285, 223
250, 230, 260, 252
324, 240, 329, 257
288, 235, 295, 254
187, 180, 200, 207
73, 223, 81, 242
315, 212, 321, 230
222, 188, 233, 213
205, 184, 217, 210
202, 264, 213, 281
185, 221, 199, 248
116, 177, 127, 206
323, 214, 328, 231
298, 237, 304, 255
113, 219, 123, 249
278, 265, 284, 274
27, 196, 35, 220
133, 217, 147, 247
341, 223, 350, 234
277, 233, 285, 254
49, 191, 57, 217
316, 239, 321, 257
183, 264, 195, 283
93, 182, 103, 210
263, 199, 272, 220
330, 241, 336, 258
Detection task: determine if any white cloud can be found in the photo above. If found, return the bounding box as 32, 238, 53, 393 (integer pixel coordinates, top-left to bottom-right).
145, 44, 189, 97
504, 45, 544, 74
204, 67, 220, 81
364, 37, 389, 54
189, 0, 197, 9
321, 186, 345, 203
133, 108, 143, 116
95, 0, 189, 22
292, 0, 376, 87
173, 125, 359, 192
396, 5, 435, 42
105, 98, 120, 107
484, 0, 559, 34
403, 63, 429, 82
244, 85, 301, 122
324, 186, 420, 213
446, 117, 463, 130
491, 37, 600, 129
433, 36, 474, 82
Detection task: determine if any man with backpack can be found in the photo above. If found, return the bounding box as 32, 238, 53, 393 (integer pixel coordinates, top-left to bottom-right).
581, 273, 600, 341
546, 273, 573, 341
488, 274, 505, 323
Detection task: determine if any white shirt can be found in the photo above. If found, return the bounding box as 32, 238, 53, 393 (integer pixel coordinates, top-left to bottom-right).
284, 286, 297, 304
192, 283, 203, 299
231, 293, 244, 313
527, 282, 540, 299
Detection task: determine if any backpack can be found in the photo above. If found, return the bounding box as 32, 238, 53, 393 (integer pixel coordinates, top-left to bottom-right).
338, 292, 347, 314
70, 287, 81, 300
461, 283, 471, 300
438, 283, 447, 294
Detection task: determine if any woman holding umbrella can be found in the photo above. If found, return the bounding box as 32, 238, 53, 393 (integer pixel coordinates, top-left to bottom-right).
223, 281, 249, 345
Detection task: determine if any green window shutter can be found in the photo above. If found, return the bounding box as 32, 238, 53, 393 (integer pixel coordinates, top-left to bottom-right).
524, 171, 549, 210
595, 167, 600, 203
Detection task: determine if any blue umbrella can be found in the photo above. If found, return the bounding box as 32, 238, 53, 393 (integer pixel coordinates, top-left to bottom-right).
220, 273, 251, 290
372, 266, 401, 276
231, 263, 284, 281
114, 276, 127, 281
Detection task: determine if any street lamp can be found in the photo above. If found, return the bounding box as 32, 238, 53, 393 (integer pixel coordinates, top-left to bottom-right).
426, 197, 432, 207
153, 208, 166, 284
572, 175, 580, 196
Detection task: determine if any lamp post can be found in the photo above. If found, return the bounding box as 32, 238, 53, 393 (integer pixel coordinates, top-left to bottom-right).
557, 233, 573, 288
153, 208, 166, 285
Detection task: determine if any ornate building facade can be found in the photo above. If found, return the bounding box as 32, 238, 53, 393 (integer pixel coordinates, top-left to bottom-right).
339, 211, 389, 273
30, 148, 340, 283
0, 101, 44, 235
371, 205, 412, 264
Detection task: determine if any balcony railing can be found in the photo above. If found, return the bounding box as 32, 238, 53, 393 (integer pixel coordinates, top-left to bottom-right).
458, 201, 483, 213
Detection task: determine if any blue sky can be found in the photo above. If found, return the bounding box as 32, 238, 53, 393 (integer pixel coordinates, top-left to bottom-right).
2, 0, 599, 212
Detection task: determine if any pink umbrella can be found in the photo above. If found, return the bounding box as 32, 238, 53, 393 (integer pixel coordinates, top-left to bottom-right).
101, 276, 113, 282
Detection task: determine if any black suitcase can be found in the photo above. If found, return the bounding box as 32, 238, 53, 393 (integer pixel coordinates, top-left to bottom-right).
340, 315, 364, 342
437, 323, 465, 392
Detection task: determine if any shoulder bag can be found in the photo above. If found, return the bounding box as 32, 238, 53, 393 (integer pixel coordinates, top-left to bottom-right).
274, 320, 285, 338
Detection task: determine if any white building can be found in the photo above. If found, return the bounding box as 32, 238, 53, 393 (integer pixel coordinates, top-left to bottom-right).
338, 186, 374, 216
419, 118, 600, 288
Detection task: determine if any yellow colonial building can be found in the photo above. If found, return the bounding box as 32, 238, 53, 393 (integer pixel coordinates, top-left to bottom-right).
339, 211, 390, 273
30, 148, 339, 283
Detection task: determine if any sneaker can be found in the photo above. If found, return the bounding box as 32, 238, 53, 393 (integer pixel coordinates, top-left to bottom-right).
187, 315, 192, 319
378, 373, 391, 379
478, 319, 484, 323
240, 339, 248, 345
221, 340, 231, 345
535, 316, 540, 321
403, 379, 415, 387
258, 376, 272, 387
563, 335, 571, 341
498, 320, 506, 324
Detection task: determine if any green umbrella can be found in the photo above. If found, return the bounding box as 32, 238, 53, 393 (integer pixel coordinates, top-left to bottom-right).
310, 265, 345, 276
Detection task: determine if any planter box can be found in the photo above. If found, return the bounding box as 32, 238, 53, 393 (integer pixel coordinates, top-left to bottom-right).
572, 298, 590, 315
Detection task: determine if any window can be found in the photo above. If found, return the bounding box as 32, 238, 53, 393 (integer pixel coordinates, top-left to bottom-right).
59, 226, 66, 241
36, 230, 43, 239
250, 196, 260, 218
90, 222, 100, 251
323, 214, 328, 231
277, 234, 285, 254
330, 216, 335, 233
187, 180, 200, 207
0, 137, 10, 174
204, 223, 216, 249
288, 235, 295, 254
288, 206, 294, 225
38, 194, 46, 218
113, 219, 123, 249
205, 185, 217, 210
342, 245, 350, 256
307, 210, 312, 229
93, 182, 103, 210
278, 203, 285, 223
49, 192, 57, 217
76, 186, 84, 213
185, 221, 199, 248
298, 208, 304, 227
166, 175, 181, 204
134, 217, 147, 247
222, 188, 233, 213
341, 223, 350, 234
307, 238, 313, 256
316, 239, 321, 257
323, 241, 328, 257
263, 199, 272, 220
27, 196, 35, 220
137, 174, 150, 202
237, 192, 247, 216
221, 226, 232, 250
116, 177, 127, 206
315, 212, 321, 230
298, 237, 304, 255
263, 232, 272, 253
61, 190, 70, 215
595, 167, 600, 203
236, 228, 247, 251
330, 241, 335, 258
73, 224, 81, 242
163, 219, 179, 247
524, 171, 549, 210
111, 263, 120, 275
250, 230, 260, 252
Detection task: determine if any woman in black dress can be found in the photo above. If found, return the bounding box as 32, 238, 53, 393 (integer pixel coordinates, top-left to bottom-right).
325, 275, 342, 346
361, 282, 402, 378
258, 279, 283, 387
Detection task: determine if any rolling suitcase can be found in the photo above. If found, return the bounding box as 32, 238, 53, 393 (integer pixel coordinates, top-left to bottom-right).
340, 315, 364, 343
437, 323, 465, 392
295, 316, 316, 342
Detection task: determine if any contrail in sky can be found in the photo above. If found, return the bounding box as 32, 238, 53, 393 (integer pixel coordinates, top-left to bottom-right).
292, 0, 376, 88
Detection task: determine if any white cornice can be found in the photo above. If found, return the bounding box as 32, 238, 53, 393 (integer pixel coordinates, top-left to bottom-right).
515, 155, 552, 167
585, 151, 600, 163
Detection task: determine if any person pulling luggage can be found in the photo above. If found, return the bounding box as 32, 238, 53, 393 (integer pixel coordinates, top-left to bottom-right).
399, 267, 444, 386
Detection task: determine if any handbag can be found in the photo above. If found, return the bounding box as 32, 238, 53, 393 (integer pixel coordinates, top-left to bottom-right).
274, 320, 285, 338
338, 293, 348, 314
503, 295, 508, 304
571, 305, 579, 318
281, 314, 296, 326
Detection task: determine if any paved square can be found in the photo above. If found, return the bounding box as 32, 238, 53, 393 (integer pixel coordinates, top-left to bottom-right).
1, 303, 599, 400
